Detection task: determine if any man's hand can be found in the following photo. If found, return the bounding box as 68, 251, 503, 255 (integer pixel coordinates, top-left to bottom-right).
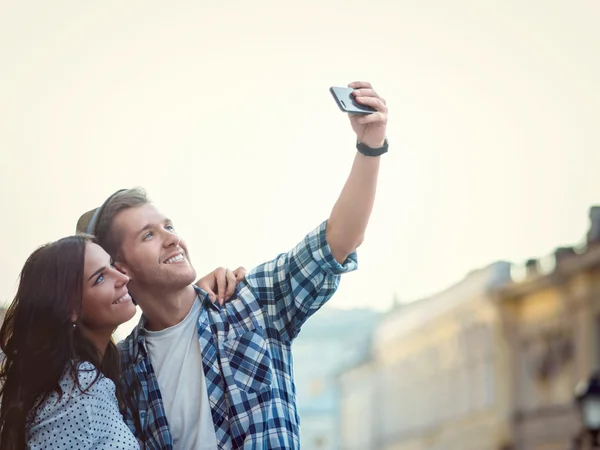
348, 81, 388, 148
195, 266, 247, 305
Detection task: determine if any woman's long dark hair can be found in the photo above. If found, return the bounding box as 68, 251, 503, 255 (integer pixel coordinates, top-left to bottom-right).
0, 235, 124, 450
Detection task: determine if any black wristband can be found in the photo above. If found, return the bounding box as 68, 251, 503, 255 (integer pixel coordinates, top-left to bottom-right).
356, 139, 388, 157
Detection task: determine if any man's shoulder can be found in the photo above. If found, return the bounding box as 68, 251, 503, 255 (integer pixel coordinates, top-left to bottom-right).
220, 281, 271, 334
117, 333, 134, 351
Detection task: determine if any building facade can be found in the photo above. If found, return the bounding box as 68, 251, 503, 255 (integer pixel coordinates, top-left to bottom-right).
495, 207, 600, 450
338, 356, 378, 450
338, 262, 513, 450
293, 307, 380, 450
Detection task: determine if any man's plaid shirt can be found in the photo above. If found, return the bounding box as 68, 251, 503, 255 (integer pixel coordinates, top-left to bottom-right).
118, 221, 358, 449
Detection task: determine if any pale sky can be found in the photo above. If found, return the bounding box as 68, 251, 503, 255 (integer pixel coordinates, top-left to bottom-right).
1, 1, 599, 338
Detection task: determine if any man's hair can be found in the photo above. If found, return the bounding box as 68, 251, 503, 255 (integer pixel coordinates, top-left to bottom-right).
85, 187, 149, 260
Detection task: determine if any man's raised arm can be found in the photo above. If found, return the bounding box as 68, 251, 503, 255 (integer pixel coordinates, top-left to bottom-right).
326, 81, 388, 263
241, 81, 388, 342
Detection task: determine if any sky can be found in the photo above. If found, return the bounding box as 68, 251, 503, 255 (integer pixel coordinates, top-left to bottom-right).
1, 0, 599, 337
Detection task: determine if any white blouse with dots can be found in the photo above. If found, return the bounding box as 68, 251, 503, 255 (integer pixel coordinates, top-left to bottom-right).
26, 361, 139, 450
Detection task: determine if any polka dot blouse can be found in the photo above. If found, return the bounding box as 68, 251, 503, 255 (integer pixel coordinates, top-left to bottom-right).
26, 361, 139, 449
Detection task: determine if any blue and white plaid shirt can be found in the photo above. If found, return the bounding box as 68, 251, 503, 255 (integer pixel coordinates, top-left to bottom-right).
118, 221, 358, 449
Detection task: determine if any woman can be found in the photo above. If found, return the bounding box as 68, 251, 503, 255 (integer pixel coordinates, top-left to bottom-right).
0, 235, 243, 449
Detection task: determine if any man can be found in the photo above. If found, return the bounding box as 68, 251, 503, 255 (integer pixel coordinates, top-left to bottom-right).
76, 81, 388, 449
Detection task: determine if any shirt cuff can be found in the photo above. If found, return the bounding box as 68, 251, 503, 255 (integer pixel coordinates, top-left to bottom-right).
308, 220, 358, 275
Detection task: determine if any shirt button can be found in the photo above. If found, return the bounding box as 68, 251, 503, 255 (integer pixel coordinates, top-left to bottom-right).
140, 412, 146, 418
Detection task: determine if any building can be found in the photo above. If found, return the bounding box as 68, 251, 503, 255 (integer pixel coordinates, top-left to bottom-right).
338, 261, 513, 450
293, 307, 380, 450
338, 355, 378, 450
494, 206, 600, 450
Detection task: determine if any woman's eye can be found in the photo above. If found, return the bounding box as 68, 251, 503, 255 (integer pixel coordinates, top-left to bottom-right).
143, 232, 153, 241
94, 274, 105, 286
165, 224, 174, 231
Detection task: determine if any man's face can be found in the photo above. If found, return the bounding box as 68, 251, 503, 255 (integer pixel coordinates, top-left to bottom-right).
112, 203, 197, 292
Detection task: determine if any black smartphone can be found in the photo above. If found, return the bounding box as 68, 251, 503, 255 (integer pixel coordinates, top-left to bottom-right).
329, 86, 376, 115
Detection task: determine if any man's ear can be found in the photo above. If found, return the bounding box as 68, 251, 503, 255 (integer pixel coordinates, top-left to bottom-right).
114, 261, 132, 278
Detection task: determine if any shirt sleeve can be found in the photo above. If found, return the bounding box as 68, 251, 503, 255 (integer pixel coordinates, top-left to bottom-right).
244, 220, 358, 342
27, 363, 139, 450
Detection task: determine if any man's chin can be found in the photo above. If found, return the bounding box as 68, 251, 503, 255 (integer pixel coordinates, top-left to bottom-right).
181, 268, 197, 286
164, 262, 195, 278
157, 274, 196, 293
134, 266, 197, 291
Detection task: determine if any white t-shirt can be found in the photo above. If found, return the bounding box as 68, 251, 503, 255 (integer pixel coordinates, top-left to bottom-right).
144, 298, 218, 450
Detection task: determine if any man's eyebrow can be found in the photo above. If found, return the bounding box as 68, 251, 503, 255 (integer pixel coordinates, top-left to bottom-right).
136, 219, 171, 235
136, 223, 154, 235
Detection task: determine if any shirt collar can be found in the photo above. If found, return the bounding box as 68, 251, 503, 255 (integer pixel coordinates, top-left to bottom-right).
194, 285, 221, 311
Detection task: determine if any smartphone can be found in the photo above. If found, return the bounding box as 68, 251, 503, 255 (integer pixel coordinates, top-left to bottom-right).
329, 86, 376, 115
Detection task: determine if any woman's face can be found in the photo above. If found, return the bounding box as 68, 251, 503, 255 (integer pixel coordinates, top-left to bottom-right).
80, 242, 136, 331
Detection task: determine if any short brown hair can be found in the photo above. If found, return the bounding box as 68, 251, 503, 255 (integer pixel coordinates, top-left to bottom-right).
76, 187, 149, 260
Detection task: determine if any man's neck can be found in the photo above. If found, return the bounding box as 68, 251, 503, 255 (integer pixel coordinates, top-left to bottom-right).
135, 284, 198, 331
